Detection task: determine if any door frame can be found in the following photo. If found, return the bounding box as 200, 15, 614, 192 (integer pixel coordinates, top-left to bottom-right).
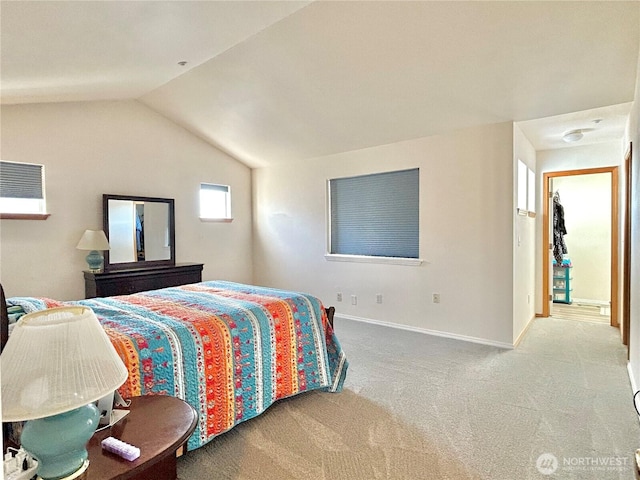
541, 166, 619, 328
623, 143, 632, 348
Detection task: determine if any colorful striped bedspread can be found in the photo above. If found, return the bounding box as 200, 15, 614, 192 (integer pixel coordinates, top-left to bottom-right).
8, 281, 348, 450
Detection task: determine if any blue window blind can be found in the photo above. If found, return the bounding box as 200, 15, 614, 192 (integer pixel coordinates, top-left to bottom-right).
329, 168, 419, 258
0, 161, 44, 199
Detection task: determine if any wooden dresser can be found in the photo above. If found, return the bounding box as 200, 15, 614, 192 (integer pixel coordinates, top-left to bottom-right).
84, 263, 203, 298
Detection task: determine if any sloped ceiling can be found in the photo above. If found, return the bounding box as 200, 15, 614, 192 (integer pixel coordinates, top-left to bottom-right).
0, 1, 310, 104
2, 1, 639, 167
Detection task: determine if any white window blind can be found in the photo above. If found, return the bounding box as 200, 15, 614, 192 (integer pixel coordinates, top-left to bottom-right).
329, 168, 419, 258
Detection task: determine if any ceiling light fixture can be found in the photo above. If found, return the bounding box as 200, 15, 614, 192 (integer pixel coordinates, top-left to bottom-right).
562, 129, 584, 143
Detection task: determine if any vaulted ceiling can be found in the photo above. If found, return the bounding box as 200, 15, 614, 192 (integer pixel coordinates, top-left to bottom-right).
2, 1, 639, 167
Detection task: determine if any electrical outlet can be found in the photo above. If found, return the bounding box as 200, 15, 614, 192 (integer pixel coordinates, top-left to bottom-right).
432, 293, 440, 304
337, 292, 343, 302
376, 294, 383, 304
351, 295, 357, 305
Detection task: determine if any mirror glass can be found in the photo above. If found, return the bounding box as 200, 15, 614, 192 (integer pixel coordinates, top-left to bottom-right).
103, 194, 175, 270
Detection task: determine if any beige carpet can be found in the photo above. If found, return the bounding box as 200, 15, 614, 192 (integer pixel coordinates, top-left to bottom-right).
178, 315, 638, 479
177, 389, 472, 480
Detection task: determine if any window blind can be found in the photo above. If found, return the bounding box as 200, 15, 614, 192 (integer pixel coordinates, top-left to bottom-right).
329, 168, 419, 258
200, 183, 231, 219
0, 161, 44, 199
201, 183, 229, 194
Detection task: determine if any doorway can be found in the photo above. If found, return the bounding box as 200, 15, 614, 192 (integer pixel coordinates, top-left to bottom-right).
541, 167, 619, 328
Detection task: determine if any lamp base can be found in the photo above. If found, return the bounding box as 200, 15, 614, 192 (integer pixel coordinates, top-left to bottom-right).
38, 459, 89, 480
85, 250, 104, 273
21, 404, 100, 480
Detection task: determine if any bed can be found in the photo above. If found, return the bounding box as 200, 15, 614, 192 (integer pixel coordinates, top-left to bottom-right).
0, 281, 348, 451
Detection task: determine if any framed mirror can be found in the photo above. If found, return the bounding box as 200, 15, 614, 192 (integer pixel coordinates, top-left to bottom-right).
103, 194, 175, 271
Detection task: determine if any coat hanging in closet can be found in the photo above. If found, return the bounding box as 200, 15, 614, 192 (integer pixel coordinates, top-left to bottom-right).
553, 192, 567, 264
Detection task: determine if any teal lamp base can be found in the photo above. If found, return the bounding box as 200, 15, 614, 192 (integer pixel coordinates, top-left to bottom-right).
21, 403, 100, 480
85, 250, 104, 273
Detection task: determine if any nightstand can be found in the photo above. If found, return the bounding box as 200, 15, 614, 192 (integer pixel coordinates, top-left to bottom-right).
85, 396, 197, 480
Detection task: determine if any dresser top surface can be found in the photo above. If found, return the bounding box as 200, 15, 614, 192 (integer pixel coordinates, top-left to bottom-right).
84, 263, 203, 278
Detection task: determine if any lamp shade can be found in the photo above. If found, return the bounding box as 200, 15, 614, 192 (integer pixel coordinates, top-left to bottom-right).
1, 306, 128, 421
76, 230, 110, 251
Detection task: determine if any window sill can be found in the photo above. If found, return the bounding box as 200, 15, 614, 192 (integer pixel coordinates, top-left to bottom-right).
324, 254, 424, 266
200, 217, 233, 223
0, 213, 50, 220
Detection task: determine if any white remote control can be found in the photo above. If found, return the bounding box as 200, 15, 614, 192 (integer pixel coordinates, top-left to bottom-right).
101, 437, 140, 461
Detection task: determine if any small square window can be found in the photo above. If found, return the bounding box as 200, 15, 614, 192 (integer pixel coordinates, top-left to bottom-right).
200, 183, 232, 221
0, 161, 47, 215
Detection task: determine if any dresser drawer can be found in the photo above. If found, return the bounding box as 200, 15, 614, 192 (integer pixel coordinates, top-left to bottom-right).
84, 263, 203, 299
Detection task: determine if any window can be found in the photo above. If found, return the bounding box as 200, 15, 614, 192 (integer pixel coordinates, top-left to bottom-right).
516, 159, 536, 217
328, 168, 419, 262
527, 167, 536, 214
517, 159, 527, 214
0, 161, 48, 218
199, 183, 232, 221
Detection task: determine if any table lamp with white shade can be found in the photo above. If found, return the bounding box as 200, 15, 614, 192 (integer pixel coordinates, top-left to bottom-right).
76, 229, 110, 272
1, 306, 128, 480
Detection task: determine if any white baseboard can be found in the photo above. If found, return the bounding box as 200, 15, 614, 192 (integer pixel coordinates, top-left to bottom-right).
336, 313, 513, 350
571, 298, 610, 307
566, 298, 611, 315
628, 362, 640, 424
513, 315, 536, 348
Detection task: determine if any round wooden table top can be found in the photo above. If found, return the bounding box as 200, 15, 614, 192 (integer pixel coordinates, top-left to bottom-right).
85, 395, 197, 480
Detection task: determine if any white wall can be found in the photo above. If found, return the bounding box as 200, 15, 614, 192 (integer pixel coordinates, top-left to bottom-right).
551, 173, 611, 303
626, 33, 640, 395
0, 100, 254, 300
535, 142, 623, 314
513, 124, 537, 343
253, 122, 515, 346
